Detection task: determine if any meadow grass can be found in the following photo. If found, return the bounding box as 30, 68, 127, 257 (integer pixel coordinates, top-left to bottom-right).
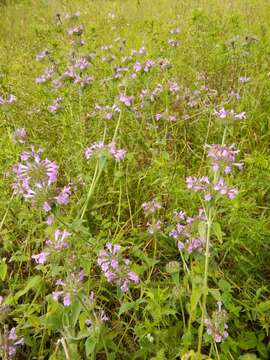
1, 0, 270, 359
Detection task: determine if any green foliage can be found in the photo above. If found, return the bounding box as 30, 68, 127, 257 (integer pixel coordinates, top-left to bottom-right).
0, 0, 270, 359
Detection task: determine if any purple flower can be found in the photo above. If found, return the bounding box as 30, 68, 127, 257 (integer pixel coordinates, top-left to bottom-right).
97, 243, 139, 292
52, 291, 63, 301
108, 142, 127, 161
46, 215, 54, 225
74, 56, 89, 70
142, 200, 162, 216
207, 144, 243, 174
214, 108, 246, 120
170, 27, 180, 34
32, 252, 49, 264
205, 302, 229, 343
119, 93, 134, 107
55, 186, 71, 205
168, 39, 180, 47
7, 94, 16, 103
134, 62, 142, 72
36, 66, 55, 84
46, 229, 70, 250
13, 128, 26, 144
43, 201, 51, 212
239, 76, 250, 83
67, 25, 84, 36
48, 97, 63, 113
168, 80, 180, 93
36, 49, 49, 61
63, 293, 71, 306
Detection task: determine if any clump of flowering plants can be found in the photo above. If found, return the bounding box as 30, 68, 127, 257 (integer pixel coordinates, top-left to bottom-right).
2, 2, 270, 360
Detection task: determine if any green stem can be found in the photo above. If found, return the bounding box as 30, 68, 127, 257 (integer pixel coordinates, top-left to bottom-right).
80, 159, 106, 220
197, 206, 213, 357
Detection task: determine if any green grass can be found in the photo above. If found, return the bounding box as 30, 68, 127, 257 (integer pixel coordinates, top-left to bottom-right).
1, 0, 270, 359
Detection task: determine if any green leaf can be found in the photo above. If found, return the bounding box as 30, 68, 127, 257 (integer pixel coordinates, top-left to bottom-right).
0, 258, 7, 280
198, 221, 207, 239
257, 300, 270, 313
69, 299, 82, 327
212, 222, 223, 243
15, 275, 42, 300
239, 354, 260, 360
85, 337, 97, 357
238, 332, 258, 350
118, 301, 137, 316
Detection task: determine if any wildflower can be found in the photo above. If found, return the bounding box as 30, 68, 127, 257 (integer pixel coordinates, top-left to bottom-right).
74, 56, 89, 70
170, 27, 180, 34
67, 25, 84, 36
143, 59, 155, 72
213, 107, 246, 120
12, 146, 58, 201
48, 97, 63, 113
36, 49, 49, 61
74, 75, 94, 87
46, 215, 54, 225
168, 39, 180, 47
147, 219, 162, 234
134, 62, 142, 72
0, 94, 16, 105
138, 46, 145, 54
108, 142, 127, 161
207, 144, 244, 174
99, 310, 110, 322
84, 142, 127, 161
45, 229, 70, 250
168, 80, 180, 93
229, 90, 240, 100
158, 57, 171, 70
7, 94, 16, 103
170, 209, 206, 254
119, 93, 134, 107
0, 95, 5, 105
36, 66, 55, 84
32, 251, 49, 264
186, 175, 238, 201
142, 200, 162, 216
4, 327, 24, 358
205, 302, 229, 343
97, 243, 139, 292
63, 293, 71, 306
55, 186, 71, 205
13, 128, 26, 144
239, 76, 250, 83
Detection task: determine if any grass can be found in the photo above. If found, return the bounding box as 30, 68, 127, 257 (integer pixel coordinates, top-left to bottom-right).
1, 0, 270, 359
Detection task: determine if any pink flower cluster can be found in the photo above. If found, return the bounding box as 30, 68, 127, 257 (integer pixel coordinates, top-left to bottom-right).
213, 107, 246, 120
12, 146, 71, 211
2, 327, 24, 358
36, 66, 55, 84
207, 144, 244, 174
169, 209, 207, 254
142, 200, 162, 216
52, 270, 85, 306
186, 176, 238, 201
13, 128, 26, 144
32, 229, 71, 265
84, 141, 127, 161
205, 302, 229, 343
97, 243, 139, 292
89, 103, 120, 120
0, 93, 16, 105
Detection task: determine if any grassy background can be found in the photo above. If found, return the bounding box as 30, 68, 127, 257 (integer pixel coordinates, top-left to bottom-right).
1, 0, 270, 359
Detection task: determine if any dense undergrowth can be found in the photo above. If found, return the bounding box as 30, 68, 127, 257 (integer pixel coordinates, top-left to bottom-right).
1, 0, 270, 359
